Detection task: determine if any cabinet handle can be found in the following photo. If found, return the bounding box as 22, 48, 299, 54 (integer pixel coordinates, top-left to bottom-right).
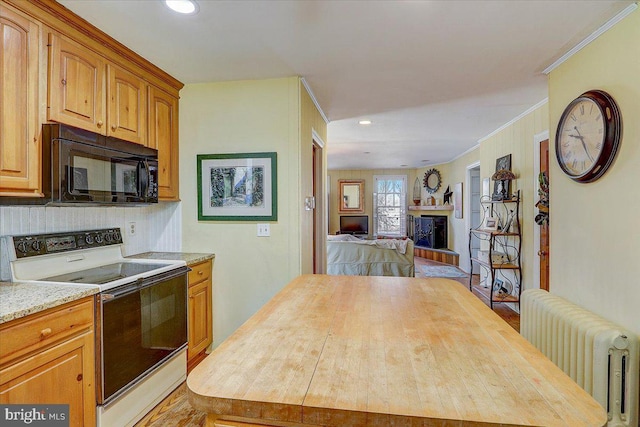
61, 79, 66, 86
76, 374, 83, 382
40, 327, 52, 338
97, 120, 103, 127
111, 124, 117, 131
198, 271, 204, 276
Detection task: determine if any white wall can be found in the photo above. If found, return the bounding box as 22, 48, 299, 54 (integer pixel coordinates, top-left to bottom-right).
179, 77, 303, 346
0, 203, 182, 280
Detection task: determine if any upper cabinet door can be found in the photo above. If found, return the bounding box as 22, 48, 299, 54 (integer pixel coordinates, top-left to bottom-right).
48, 33, 105, 133
0, 4, 42, 196
107, 64, 147, 145
148, 86, 179, 200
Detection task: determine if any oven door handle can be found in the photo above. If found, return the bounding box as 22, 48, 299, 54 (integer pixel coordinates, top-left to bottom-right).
100, 266, 190, 301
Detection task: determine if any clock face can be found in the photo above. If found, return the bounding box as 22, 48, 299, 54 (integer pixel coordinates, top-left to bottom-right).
557, 98, 605, 177
555, 90, 622, 183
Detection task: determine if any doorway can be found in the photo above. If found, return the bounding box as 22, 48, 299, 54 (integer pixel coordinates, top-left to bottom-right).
312, 133, 325, 274
533, 131, 550, 290
467, 164, 481, 273
538, 139, 549, 291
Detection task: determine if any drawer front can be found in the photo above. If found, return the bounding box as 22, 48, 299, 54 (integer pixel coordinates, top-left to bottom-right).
188, 260, 211, 285
0, 298, 94, 366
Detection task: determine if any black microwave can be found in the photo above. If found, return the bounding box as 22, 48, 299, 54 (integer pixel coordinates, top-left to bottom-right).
41, 124, 159, 205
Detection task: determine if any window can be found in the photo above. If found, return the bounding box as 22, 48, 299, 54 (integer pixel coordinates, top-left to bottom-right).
373, 175, 407, 237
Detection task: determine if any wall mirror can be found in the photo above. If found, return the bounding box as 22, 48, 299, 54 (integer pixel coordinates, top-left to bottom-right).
338, 180, 364, 213
423, 168, 442, 194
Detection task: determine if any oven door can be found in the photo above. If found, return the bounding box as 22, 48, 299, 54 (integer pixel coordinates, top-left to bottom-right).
96, 267, 188, 405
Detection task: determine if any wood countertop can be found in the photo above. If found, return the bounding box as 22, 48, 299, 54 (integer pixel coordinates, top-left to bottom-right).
187, 275, 606, 427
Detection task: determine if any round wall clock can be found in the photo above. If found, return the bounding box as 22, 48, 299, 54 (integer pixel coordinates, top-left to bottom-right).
555, 90, 622, 183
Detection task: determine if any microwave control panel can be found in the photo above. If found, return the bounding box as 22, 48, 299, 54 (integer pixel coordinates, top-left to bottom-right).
11, 228, 123, 259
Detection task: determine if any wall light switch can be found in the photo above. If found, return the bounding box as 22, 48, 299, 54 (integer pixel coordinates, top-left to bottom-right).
257, 223, 270, 237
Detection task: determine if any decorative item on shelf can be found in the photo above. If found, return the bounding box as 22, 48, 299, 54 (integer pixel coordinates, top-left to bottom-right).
491, 168, 516, 201
484, 216, 499, 231
443, 185, 452, 204
423, 168, 441, 193
412, 177, 421, 206
535, 171, 549, 225
493, 278, 513, 298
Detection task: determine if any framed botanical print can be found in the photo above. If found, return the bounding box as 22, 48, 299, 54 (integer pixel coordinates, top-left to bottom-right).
197, 152, 277, 221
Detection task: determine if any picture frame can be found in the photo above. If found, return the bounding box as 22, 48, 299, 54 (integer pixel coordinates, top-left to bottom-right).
493, 154, 512, 201
454, 182, 463, 219
491, 154, 511, 200
197, 152, 277, 221
484, 216, 499, 231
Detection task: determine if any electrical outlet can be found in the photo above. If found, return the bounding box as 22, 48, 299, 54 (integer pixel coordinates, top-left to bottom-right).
128, 222, 136, 236
257, 223, 270, 237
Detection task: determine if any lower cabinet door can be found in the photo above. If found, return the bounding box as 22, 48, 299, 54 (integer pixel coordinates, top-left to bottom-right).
0, 332, 96, 427
188, 279, 212, 364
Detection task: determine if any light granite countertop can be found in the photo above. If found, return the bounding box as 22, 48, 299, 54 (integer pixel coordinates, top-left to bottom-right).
128, 252, 215, 266
0, 252, 214, 325
0, 282, 99, 325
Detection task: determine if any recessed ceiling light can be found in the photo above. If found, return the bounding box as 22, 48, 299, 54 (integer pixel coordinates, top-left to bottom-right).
165, 0, 199, 14
358, 120, 372, 125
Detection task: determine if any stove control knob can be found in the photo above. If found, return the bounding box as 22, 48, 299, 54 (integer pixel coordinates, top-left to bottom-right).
95, 234, 103, 244
112, 231, 121, 242
16, 241, 28, 254
31, 240, 41, 252
85, 235, 94, 245
104, 233, 112, 243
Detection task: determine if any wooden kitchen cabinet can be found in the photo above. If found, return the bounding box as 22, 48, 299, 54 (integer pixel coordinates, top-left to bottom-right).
49, 33, 147, 146
107, 63, 147, 145
1, 0, 183, 201
48, 32, 106, 134
187, 259, 213, 373
0, 3, 43, 197
0, 297, 96, 427
148, 85, 180, 200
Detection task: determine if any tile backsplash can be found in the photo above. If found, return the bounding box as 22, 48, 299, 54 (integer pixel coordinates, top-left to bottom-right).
0, 203, 182, 281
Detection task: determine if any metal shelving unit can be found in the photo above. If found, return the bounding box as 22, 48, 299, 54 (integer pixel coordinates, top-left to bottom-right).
468, 190, 522, 309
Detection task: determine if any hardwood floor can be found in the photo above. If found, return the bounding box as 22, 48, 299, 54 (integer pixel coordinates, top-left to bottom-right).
414, 257, 520, 331
136, 260, 520, 426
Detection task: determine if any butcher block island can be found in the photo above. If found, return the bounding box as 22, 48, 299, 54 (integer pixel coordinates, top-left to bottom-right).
187, 275, 606, 427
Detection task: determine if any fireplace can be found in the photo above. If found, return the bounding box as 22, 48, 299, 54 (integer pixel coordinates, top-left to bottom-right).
414, 215, 448, 249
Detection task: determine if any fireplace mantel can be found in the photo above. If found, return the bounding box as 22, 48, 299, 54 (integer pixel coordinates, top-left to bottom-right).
408, 205, 453, 211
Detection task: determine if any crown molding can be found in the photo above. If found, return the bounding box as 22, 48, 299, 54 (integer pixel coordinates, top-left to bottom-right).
479, 98, 549, 143
301, 78, 329, 124
543, 2, 638, 75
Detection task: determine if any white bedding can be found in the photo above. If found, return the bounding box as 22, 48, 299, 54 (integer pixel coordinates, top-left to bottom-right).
326, 236, 415, 277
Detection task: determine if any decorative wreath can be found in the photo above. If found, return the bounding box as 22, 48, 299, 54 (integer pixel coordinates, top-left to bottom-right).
423, 168, 442, 194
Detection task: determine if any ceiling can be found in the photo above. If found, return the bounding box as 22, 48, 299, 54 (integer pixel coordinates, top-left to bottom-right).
58, 0, 633, 170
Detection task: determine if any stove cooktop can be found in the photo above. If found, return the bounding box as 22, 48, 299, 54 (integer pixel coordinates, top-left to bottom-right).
42, 262, 173, 285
